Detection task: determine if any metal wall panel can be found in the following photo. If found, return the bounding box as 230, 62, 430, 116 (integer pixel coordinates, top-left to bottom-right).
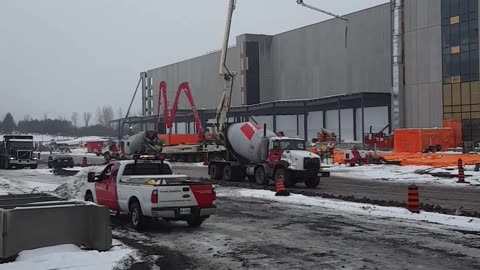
267, 4, 392, 102
147, 47, 240, 114
404, 0, 443, 128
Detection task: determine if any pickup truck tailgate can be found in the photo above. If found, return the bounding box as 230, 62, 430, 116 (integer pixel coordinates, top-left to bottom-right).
189, 184, 216, 207
153, 182, 215, 208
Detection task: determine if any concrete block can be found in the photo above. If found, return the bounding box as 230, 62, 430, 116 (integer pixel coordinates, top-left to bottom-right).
0, 194, 111, 259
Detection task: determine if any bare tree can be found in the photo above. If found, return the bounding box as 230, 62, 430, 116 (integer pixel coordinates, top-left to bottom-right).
95, 108, 104, 126
83, 112, 92, 127
117, 107, 124, 119
102, 106, 114, 128
71, 112, 79, 127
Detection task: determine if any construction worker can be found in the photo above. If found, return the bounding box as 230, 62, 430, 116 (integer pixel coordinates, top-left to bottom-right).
310, 144, 319, 155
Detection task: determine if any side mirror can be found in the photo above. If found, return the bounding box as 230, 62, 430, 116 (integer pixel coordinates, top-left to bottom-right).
87, 172, 96, 183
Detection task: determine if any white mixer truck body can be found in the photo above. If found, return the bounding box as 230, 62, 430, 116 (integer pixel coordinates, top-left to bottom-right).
208, 122, 329, 188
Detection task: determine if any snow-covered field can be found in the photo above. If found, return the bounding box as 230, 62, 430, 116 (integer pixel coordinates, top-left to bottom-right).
0, 241, 137, 270
327, 164, 480, 186
220, 188, 480, 232
0, 133, 106, 145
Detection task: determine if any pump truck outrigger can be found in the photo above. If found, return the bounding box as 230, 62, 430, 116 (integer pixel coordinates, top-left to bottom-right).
208, 0, 340, 188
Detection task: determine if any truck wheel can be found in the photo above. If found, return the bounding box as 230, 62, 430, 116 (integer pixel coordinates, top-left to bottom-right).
104, 152, 111, 161
187, 216, 205, 227
209, 164, 222, 180
84, 192, 94, 202
274, 168, 294, 188
254, 166, 268, 185
223, 165, 233, 181
30, 164, 38, 169
305, 177, 320, 188
129, 201, 144, 230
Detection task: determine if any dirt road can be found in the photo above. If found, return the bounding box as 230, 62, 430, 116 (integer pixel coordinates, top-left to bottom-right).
113, 187, 480, 270
173, 165, 480, 215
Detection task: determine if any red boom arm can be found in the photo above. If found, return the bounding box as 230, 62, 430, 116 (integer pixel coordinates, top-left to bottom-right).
156, 81, 205, 140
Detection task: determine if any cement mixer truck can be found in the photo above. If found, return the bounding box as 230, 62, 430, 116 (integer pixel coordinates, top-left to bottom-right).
208, 123, 328, 188
206, 0, 334, 188
102, 131, 162, 160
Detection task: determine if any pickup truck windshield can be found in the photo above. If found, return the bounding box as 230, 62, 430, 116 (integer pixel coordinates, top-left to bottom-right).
123, 162, 172, 175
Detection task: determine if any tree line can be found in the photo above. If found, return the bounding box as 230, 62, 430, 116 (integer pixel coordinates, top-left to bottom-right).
0, 106, 123, 137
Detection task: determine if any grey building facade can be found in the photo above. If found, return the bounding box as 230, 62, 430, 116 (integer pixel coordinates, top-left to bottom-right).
137, 1, 480, 142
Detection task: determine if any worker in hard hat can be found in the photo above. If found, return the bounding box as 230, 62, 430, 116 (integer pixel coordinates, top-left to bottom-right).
310, 144, 319, 155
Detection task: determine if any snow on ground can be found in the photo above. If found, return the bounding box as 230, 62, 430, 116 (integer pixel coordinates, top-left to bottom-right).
0, 168, 61, 194
0, 134, 74, 143
219, 187, 480, 232
57, 136, 107, 146
326, 164, 480, 187
0, 240, 138, 270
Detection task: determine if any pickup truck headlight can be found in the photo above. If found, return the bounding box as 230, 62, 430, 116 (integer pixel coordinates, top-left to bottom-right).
9, 157, 15, 160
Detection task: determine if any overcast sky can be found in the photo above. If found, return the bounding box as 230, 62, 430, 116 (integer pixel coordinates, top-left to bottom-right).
0, 0, 387, 123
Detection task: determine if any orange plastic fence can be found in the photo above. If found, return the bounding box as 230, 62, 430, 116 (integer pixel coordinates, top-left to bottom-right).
158, 134, 201, 145
443, 119, 462, 147
334, 150, 480, 167
380, 152, 480, 167
394, 128, 455, 153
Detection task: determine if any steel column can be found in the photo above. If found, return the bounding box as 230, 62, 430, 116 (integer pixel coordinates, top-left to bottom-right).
303, 101, 308, 141
361, 95, 365, 144
337, 97, 342, 142
353, 108, 357, 141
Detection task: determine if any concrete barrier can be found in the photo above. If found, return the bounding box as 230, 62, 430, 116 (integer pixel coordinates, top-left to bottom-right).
0, 193, 111, 259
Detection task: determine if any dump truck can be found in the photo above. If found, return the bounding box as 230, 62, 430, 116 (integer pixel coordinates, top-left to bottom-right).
208, 123, 328, 188
0, 135, 38, 169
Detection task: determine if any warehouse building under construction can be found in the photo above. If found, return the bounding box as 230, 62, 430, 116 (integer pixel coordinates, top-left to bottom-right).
127, 1, 480, 143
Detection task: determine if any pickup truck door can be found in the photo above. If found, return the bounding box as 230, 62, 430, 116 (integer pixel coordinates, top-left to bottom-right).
95, 164, 113, 207
105, 163, 120, 211
95, 163, 120, 211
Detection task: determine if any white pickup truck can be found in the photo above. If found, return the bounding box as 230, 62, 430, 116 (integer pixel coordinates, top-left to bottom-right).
84, 157, 217, 230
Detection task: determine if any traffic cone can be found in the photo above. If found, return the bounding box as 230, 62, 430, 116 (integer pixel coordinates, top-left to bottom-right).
275, 177, 290, 196
82, 157, 87, 167
407, 185, 420, 213
457, 158, 468, 184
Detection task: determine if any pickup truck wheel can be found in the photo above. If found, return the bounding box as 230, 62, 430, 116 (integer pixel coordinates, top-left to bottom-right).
30, 165, 38, 169
129, 202, 144, 230
187, 216, 205, 227
255, 166, 268, 185
305, 177, 320, 188
84, 193, 94, 202
274, 168, 294, 188
209, 164, 222, 180
104, 152, 111, 161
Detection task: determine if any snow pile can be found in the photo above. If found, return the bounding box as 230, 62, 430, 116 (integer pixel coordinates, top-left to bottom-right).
53, 166, 105, 200
220, 188, 480, 232
327, 164, 480, 186
1, 241, 137, 270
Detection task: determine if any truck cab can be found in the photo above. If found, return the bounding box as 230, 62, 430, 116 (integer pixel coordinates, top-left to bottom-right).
0, 135, 38, 169
84, 156, 216, 230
